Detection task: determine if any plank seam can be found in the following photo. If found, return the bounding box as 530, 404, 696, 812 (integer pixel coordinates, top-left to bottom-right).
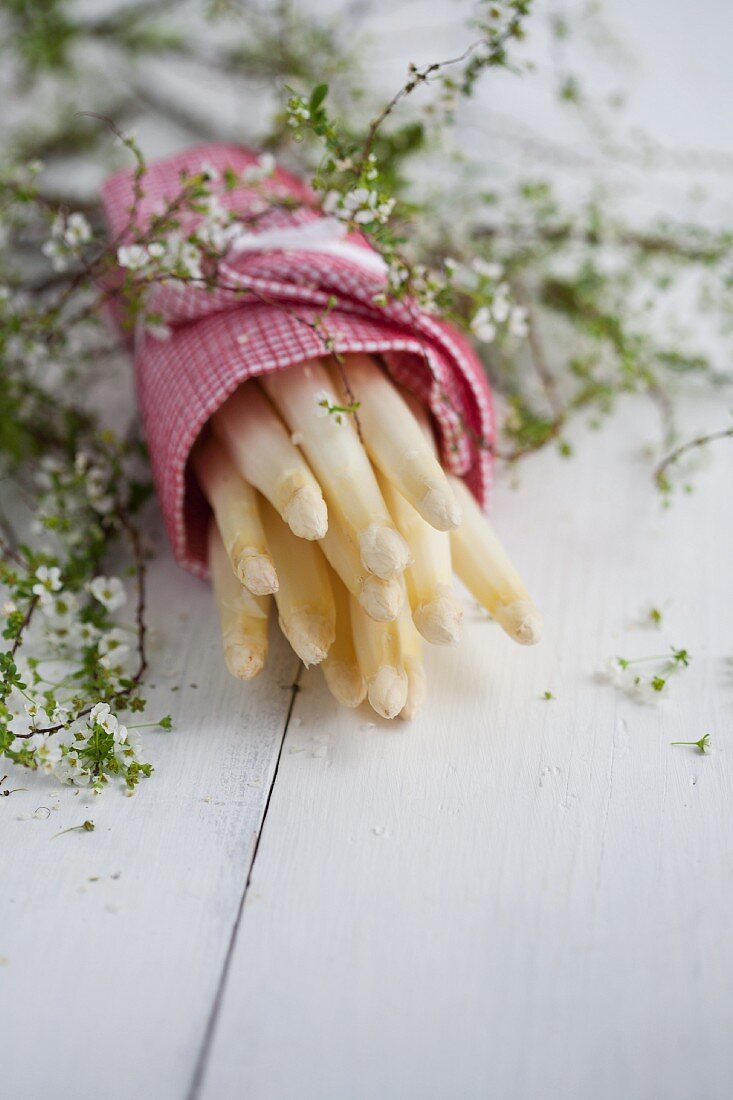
185, 669, 303, 1100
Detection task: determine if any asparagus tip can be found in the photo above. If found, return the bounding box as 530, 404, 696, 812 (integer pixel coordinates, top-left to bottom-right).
281, 611, 334, 667
367, 666, 408, 719
414, 596, 463, 646
418, 484, 462, 532
238, 554, 279, 596
358, 524, 410, 579
282, 486, 328, 540
494, 599, 543, 646
323, 660, 367, 708
223, 641, 267, 681
359, 574, 404, 622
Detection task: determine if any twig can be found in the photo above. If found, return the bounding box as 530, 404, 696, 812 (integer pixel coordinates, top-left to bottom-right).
654, 424, 733, 490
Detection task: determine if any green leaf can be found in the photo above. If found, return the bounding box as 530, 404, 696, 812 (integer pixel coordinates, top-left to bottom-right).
309, 84, 329, 112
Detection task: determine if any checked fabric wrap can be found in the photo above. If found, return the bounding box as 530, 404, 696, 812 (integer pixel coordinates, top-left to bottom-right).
101, 144, 494, 579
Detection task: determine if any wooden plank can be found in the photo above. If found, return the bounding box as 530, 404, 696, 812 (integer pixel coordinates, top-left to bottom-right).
0, 533, 299, 1100
198, 396, 733, 1100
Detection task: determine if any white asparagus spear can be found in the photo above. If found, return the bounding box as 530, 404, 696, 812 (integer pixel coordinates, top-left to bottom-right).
396, 596, 427, 721
259, 496, 335, 666
213, 381, 327, 540
378, 470, 462, 646
208, 520, 269, 680
448, 475, 542, 645
319, 500, 403, 622
321, 569, 367, 708
349, 593, 408, 719
332, 353, 461, 531
193, 436, 278, 596
261, 360, 409, 579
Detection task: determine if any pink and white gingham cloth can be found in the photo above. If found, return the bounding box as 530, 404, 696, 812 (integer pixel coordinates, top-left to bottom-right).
101, 144, 494, 579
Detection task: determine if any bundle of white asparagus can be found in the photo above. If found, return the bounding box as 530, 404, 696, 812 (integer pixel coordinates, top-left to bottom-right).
195, 354, 541, 719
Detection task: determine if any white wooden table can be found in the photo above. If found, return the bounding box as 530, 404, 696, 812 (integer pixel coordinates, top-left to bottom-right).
2, 3, 733, 1097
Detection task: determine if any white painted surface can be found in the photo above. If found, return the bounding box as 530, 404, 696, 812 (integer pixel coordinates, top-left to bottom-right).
1, 548, 299, 1100
198, 396, 733, 1100
2, 3, 733, 1099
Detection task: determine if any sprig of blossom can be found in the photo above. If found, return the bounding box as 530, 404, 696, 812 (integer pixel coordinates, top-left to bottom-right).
313, 389, 361, 425
671, 733, 711, 754
601, 646, 692, 705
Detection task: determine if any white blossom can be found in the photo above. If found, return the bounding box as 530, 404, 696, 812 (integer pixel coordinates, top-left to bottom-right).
87, 702, 127, 744
472, 258, 503, 280
125, 726, 143, 755
242, 153, 276, 184
491, 285, 511, 323
37, 738, 63, 771
338, 188, 394, 226
99, 627, 131, 668
200, 160, 220, 181
40, 591, 79, 622
32, 565, 62, 602
508, 305, 529, 339
89, 575, 126, 611
63, 213, 92, 247
41, 238, 68, 272
321, 190, 340, 215
470, 306, 497, 344
117, 244, 150, 271
145, 318, 172, 341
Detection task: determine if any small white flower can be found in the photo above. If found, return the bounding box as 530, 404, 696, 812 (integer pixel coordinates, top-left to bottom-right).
117, 244, 150, 271
387, 260, 409, 289
24, 702, 52, 731
32, 565, 62, 599
99, 627, 130, 664
178, 241, 203, 280
508, 305, 529, 339
243, 152, 276, 184
145, 319, 172, 341
258, 153, 276, 176
199, 160, 220, 181
89, 701, 121, 737
38, 738, 63, 771
321, 190, 340, 215
343, 188, 371, 212
2, 600, 17, 617
89, 575, 126, 611
42, 238, 68, 272
90, 701, 112, 724
491, 290, 510, 324
470, 307, 497, 344
63, 212, 92, 247
603, 656, 628, 688
40, 591, 79, 620
472, 258, 503, 280
71, 620, 101, 647
125, 726, 143, 755
148, 242, 166, 259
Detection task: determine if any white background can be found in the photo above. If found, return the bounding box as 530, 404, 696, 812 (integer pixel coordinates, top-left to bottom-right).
2, 3, 732, 1098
